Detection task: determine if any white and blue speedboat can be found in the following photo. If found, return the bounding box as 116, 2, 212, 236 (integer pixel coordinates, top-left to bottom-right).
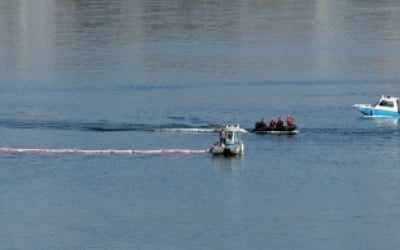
353, 95, 400, 117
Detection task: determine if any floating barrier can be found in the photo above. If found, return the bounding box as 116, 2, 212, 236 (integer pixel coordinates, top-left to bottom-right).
0, 147, 209, 155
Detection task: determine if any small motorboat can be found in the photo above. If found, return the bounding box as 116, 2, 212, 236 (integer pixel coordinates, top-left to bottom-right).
353, 95, 400, 117
253, 117, 298, 135
209, 124, 244, 156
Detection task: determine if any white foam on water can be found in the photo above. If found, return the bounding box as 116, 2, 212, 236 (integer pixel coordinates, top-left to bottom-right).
157, 128, 218, 132
157, 127, 248, 133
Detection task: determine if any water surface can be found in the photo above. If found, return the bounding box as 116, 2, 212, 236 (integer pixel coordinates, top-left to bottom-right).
1, 0, 400, 249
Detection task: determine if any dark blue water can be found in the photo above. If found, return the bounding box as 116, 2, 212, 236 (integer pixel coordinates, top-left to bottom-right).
1, 0, 400, 249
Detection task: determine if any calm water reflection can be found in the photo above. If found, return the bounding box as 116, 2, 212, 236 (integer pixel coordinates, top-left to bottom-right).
1, 0, 400, 87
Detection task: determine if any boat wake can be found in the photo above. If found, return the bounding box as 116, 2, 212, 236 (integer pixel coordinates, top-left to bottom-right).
0, 118, 237, 133
158, 126, 248, 133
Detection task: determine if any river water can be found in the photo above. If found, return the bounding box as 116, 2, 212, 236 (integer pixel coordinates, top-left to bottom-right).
1, 0, 400, 249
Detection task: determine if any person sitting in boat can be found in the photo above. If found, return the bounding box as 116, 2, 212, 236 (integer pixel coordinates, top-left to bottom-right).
276, 117, 284, 129
286, 116, 295, 126
269, 118, 276, 128
255, 118, 266, 129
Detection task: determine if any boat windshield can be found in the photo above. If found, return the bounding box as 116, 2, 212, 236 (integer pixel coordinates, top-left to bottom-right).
225, 131, 234, 145
378, 100, 394, 107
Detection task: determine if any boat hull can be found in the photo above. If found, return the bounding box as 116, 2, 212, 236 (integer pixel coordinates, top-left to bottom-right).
253, 125, 298, 135
210, 143, 244, 156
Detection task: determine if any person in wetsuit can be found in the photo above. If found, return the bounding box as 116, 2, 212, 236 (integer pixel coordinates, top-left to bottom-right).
269, 118, 276, 128
276, 117, 284, 129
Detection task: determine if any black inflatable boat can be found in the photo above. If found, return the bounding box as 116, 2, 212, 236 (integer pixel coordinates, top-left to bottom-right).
253, 122, 298, 135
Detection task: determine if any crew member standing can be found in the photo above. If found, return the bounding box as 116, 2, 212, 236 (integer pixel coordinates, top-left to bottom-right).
220, 129, 226, 145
